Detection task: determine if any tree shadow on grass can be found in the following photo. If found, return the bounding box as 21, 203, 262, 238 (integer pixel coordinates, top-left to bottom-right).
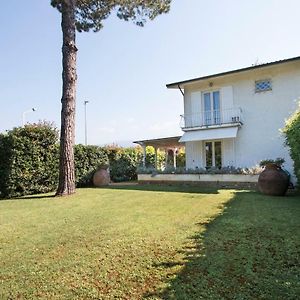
143, 191, 300, 299
103, 184, 221, 194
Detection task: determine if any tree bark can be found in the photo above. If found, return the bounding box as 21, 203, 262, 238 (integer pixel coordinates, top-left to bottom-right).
56, 0, 77, 196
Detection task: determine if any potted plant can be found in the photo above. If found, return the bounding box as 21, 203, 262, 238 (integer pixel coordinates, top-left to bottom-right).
258, 158, 289, 196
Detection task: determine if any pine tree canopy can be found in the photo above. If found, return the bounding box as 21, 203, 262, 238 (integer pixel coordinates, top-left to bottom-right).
51, 0, 172, 32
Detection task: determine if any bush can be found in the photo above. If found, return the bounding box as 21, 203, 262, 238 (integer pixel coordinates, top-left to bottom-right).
106, 146, 140, 182
259, 158, 285, 168
110, 152, 137, 182
0, 123, 110, 198
74, 145, 109, 187
143, 146, 166, 169
106, 145, 169, 182
0, 122, 59, 198
176, 149, 186, 168
137, 166, 262, 175
0, 122, 183, 196
283, 104, 300, 185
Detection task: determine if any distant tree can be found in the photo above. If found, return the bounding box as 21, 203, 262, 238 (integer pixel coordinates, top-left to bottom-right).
51, 0, 172, 196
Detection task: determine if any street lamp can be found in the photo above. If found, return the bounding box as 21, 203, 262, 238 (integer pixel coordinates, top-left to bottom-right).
22, 108, 37, 126
84, 101, 89, 145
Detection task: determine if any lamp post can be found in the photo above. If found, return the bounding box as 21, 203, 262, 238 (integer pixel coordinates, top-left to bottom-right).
84, 101, 89, 145
22, 108, 37, 126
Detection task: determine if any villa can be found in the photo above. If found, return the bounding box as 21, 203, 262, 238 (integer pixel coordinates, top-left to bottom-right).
135, 56, 300, 185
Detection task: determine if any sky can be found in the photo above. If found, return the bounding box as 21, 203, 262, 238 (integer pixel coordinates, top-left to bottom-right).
1, 0, 300, 146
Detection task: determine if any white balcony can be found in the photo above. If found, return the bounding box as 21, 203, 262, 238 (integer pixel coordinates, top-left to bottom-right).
180, 107, 243, 130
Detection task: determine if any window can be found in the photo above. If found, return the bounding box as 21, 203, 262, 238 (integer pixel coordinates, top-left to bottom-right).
203, 91, 221, 125
255, 79, 272, 93
205, 141, 222, 169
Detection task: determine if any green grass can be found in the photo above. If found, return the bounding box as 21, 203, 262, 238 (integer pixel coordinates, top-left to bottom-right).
0, 185, 299, 299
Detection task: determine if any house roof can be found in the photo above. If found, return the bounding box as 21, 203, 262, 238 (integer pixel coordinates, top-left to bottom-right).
166, 55, 300, 89
133, 136, 183, 148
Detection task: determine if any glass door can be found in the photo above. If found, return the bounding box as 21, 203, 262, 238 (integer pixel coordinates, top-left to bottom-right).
203, 91, 221, 125
205, 141, 222, 169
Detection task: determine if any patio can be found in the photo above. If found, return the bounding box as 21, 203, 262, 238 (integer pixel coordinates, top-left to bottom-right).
133, 136, 184, 169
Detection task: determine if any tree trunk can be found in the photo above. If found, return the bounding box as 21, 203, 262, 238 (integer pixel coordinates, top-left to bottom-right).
56, 0, 77, 196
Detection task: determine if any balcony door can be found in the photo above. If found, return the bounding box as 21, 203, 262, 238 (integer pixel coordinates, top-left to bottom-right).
203, 91, 221, 126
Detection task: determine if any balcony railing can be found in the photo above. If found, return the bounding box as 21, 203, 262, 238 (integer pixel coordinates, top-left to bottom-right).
180, 107, 242, 130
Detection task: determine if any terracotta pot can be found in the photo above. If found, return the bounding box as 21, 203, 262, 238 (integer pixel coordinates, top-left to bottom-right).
258, 164, 289, 196
93, 167, 110, 187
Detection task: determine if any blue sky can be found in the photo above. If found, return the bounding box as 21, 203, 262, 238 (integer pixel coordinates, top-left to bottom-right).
1, 0, 300, 145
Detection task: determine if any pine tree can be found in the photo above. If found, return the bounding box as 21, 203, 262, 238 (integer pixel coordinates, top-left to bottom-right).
51, 0, 171, 196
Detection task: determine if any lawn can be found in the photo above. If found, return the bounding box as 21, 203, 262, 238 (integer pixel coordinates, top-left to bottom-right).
0, 185, 299, 299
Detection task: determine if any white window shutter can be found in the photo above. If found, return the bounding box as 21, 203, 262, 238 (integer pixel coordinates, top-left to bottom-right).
190, 91, 202, 127
191, 91, 201, 114
221, 86, 234, 110
222, 138, 235, 167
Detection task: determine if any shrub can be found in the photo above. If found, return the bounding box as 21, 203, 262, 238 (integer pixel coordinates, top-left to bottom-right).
0, 122, 59, 198
0, 124, 110, 198
259, 158, 285, 168
283, 104, 300, 184
0, 122, 183, 196
138, 146, 166, 169
176, 149, 186, 168
106, 146, 139, 182
110, 152, 137, 182
137, 166, 261, 175
74, 145, 109, 187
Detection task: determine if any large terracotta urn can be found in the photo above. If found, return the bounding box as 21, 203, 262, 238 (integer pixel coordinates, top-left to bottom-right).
258, 164, 289, 196
93, 166, 110, 187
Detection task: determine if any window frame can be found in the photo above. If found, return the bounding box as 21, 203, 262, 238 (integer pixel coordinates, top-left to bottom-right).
204, 140, 222, 169
255, 79, 272, 93
202, 90, 222, 125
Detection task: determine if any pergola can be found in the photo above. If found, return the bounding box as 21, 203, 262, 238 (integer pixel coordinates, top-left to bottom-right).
133, 136, 184, 169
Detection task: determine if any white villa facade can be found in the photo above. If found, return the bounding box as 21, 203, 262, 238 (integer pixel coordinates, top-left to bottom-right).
136, 56, 300, 183
167, 57, 300, 176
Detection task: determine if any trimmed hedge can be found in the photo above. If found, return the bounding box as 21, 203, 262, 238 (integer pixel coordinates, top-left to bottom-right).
74, 145, 108, 187
0, 123, 186, 198
0, 123, 59, 198
107, 147, 140, 182
283, 105, 300, 185
105, 146, 168, 182
0, 123, 109, 198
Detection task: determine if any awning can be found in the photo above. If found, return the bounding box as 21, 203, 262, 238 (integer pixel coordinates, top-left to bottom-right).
133, 136, 183, 148
179, 126, 238, 142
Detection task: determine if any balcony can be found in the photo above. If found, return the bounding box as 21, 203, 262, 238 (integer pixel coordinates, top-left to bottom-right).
180, 107, 243, 130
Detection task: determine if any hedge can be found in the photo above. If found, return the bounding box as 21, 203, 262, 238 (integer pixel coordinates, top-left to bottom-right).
0, 123, 186, 198
74, 144, 108, 187
105, 145, 169, 182
107, 147, 142, 182
0, 123, 59, 198
283, 105, 300, 185
0, 123, 109, 198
